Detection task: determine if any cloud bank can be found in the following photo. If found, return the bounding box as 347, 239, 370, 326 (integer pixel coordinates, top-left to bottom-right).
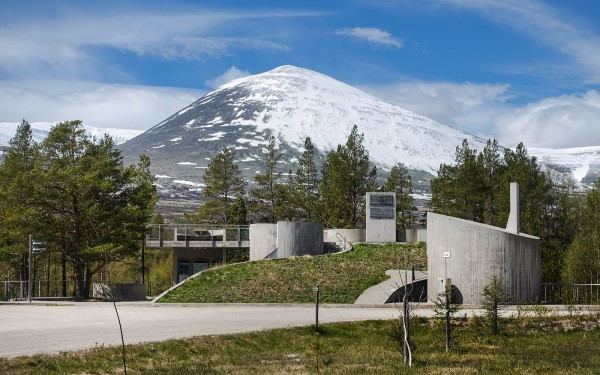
0, 81, 202, 130
366, 80, 600, 148
0, 6, 318, 81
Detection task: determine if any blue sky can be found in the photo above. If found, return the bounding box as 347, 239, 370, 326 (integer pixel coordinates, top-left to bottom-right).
1, 0, 599, 148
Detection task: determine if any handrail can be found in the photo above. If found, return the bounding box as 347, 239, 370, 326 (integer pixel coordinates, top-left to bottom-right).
335, 232, 352, 253
146, 224, 250, 242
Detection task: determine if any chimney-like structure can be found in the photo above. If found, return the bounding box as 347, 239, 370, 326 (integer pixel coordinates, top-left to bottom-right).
506, 182, 520, 233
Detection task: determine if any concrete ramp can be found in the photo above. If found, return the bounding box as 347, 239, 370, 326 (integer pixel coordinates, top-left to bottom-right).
354, 269, 427, 305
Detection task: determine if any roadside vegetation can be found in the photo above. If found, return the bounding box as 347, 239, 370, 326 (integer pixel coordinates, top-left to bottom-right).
158, 243, 426, 303
2, 316, 599, 374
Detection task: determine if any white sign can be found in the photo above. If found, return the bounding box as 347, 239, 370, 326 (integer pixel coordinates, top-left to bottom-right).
443, 251, 451, 258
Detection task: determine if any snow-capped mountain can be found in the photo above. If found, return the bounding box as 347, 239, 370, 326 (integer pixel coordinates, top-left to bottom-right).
3, 66, 599, 205
529, 146, 600, 188
120, 65, 491, 198
0, 122, 143, 146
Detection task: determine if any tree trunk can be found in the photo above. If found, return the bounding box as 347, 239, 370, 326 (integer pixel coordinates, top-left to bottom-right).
73, 257, 85, 300
83, 264, 92, 300
61, 250, 67, 297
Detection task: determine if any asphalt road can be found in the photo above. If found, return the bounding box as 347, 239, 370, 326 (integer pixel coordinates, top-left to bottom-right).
0, 302, 437, 358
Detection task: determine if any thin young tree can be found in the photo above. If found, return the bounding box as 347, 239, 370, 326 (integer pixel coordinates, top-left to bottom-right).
481, 275, 510, 335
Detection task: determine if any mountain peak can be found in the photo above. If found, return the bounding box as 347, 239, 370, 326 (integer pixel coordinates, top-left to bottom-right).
120, 66, 491, 198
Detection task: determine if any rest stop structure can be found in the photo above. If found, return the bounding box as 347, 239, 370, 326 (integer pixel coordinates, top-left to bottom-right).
146, 183, 540, 305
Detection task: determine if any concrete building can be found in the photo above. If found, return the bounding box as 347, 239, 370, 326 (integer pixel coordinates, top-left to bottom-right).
426, 183, 541, 305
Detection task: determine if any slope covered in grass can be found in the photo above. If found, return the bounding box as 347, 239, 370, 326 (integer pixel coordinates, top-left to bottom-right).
158, 243, 426, 304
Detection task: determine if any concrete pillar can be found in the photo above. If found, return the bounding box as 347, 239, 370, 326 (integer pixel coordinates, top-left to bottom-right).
366, 192, 396, 242
506, 182, 520, 234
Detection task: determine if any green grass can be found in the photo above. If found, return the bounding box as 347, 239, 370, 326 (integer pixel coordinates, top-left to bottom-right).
158, 242, 426, 303
2, 317, 599, 374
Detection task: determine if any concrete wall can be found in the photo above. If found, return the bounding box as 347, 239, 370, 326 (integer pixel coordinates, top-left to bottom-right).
427, 212, 540, 305
277, 221, 324, 258
323, 229, 365, 243
249, 223, 277, 261
250, 222, 324, 260
366, 192, 397, 242
397, 229, 427, 243
92, 283, 146, 301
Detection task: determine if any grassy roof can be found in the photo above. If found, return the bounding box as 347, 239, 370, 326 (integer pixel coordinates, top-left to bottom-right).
158, 242, 426, 304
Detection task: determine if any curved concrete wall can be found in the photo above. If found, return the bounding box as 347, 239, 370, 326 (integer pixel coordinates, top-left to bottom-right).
427, 212, 540, 305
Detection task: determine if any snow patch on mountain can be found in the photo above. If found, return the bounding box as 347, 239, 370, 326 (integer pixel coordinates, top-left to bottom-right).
118, 65, 600, 200
529, 146, 600, 183
200, 65, 489, 174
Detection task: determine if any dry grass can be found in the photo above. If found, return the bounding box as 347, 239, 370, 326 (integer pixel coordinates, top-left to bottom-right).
1, 317, 599, 374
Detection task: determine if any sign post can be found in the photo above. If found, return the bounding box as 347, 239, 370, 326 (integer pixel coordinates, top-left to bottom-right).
28, 235, 33, 302
314, 284, 320, 331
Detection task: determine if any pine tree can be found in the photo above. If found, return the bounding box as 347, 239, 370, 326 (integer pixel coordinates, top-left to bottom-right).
189, 147, 245, 224
0, 120, 40, 280
543, 175, 582, 283
431, 139, 485, 222
562, 178, 600, 285
249, 135, 282, 223
228, 196, 248, 225
294, 137, 320, 222
32, 120, 157, 299
496, 143, 552, 234
479, 139, 504, 225
275, 169, 299, 221
320, 125, 377, 228
382, 163, 413, 229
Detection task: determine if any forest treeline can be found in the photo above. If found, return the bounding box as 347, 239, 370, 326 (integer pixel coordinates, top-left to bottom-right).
190, 128, 599, 286
1, 121, 598, 297
185, 124, 413, 230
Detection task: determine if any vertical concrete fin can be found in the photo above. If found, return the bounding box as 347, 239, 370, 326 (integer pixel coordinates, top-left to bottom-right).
506, 182, 520, 233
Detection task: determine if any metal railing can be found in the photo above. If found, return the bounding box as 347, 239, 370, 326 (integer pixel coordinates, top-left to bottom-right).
146, 224, 250, 248
1, 280, 75, 301
335, 232, 352, 252
541, 283, 600, 305
1, 279, 157, 301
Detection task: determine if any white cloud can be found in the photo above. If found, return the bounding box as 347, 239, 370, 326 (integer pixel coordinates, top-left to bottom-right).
0, 81, 202, 130
335, 27, 403, 48
496, 90, 600, 149
205, 66, 251, 89
366, 79, 600, 149
0, 7, 313, 81
363, 81, 510, 137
